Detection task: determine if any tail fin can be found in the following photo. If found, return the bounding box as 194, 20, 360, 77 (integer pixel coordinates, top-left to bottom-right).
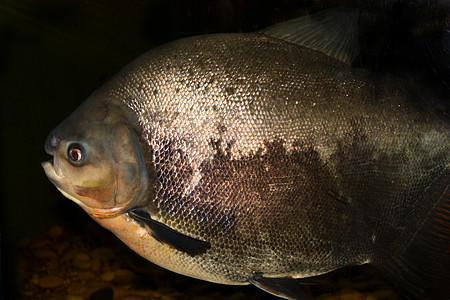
377, 184, 450, 298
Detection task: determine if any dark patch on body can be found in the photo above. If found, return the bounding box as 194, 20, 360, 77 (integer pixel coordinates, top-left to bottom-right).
146, 116, 449, 277
149, 133, 369, 275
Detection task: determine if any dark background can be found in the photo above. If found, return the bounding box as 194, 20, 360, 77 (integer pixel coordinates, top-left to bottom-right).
1, 0, 448, 298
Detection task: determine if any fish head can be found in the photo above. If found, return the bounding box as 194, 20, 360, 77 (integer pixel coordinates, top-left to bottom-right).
41, 95, 149, 218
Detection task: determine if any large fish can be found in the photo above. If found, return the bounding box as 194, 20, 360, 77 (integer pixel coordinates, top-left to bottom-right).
42, 9, 449, 299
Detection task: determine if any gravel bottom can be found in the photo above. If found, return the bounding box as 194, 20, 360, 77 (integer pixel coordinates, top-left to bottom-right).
17, 221, 403, 300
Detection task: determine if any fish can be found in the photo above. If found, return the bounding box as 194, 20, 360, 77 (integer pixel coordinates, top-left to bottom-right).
42, 8, 450, 299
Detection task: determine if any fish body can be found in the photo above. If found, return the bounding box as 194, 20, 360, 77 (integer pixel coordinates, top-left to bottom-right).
42, 11, 450, 299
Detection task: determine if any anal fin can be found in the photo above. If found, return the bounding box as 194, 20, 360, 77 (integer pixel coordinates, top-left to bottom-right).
377, 185, 450, 298
249, 273, 313, 300
128, 209, 211, 256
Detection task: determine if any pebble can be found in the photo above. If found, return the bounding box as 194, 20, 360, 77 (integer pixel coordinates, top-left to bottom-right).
316, 294, 339, 300
63, 249, 79, 261
336, 288, 365, 300
226, 292, 247, 300
115, 269, 135, 277
34, 249, 58, 260
19, 223, 403, 299
91, 258, 102, 271
132, 290, 154, 297
38, 275, 64, 288
66, 294, 84, 300
101, 271, 116, 282
367, 289, 398, 300
73, 259, 92, 270
88, 286, 114, 300
193, 296, 213, 300
120, 296, 146, 300
160, 295, 179, 300
112, 287, 130, 299
75, 252, 91, 261
91, 247, 116, 261
49, 226, 64, 239
78, 271, 96, 280
114, 269, 138, 284
67, 282, 87, 294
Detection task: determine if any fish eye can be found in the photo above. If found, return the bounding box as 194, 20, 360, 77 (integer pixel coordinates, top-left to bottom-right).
67, 143, 86, 165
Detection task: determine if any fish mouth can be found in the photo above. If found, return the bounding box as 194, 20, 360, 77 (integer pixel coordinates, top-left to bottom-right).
42, 159, 64, 178
41, 160, 64, 185
41, 160, 125, 218
41, 160, 83, 205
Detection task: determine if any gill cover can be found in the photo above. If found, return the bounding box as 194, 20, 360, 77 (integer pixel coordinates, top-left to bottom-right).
77, 122, 149, 217
43, 104, 149, 218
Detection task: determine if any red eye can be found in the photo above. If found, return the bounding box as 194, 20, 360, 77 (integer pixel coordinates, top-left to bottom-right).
67, 143, 85, 164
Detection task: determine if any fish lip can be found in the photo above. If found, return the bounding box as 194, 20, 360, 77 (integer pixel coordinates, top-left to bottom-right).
42, 160, 62, 181
41, 159, 64, 178
41, 161, 127, 219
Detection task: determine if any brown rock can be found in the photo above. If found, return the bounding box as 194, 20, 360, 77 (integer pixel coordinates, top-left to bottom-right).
114, 268, 138, 284
65, 295, 84, 300
336, 288, 365, 300
38, 275, 63, 288
131, 290, 154, 297
91, 247, 116, 261
34, 249, 58, 260
367, 289, 398, 300
101, 271, 116, 282
90, 258, 102, 272
75, 253, 91, 261
63, 249, 79, 261
30, 277, 40, 285
48, 226, 63, 239
225, 292, 247, 300
316, 294, 339, 300
78, 271, 96, 281
73, 260, 91, 270
88, 286, 114, 300
66, 282, 87, 294
120, 296, 145, 300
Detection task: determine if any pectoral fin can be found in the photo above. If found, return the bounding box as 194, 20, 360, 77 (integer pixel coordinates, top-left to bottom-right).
249, 273, 313, 300
128, 209, 211, 256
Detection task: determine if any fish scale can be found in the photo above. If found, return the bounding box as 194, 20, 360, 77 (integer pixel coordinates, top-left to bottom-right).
42, 11, 450, 299
109, 34, 443, 278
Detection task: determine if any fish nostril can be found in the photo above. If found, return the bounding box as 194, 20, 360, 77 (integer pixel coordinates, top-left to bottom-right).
45, 134, 61, 154
51, 136, 61, 147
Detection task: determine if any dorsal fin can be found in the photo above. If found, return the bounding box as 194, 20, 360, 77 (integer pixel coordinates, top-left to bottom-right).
262, 8, 360, 64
